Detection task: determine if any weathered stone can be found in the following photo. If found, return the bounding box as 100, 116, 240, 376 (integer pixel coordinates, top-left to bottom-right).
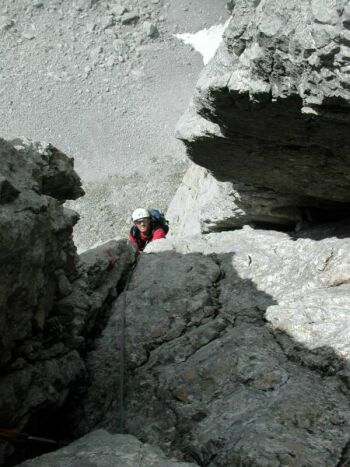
121, 11, 140, 25
0, 16, 14, 32
167, 163, 303, 237
73, 0, 99, 11
111, 4, 128, 17
143, 21, 159, 38
100, 15, 114, 30
32, 1, 44, 8
0, 175, 19, 204
17, 430, 197, 467
90, 45, 103, 61
176, 0, 350, 211
113, 38, 128, 54
86, 222, 350, 466
0, 138, 136, 466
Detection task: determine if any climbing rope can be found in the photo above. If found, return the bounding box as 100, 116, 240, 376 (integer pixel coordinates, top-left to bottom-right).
0, 428, 58, 445
117, 254, 140, 433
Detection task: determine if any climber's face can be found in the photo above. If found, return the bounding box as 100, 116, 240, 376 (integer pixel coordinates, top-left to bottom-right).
134, 217, 151, 234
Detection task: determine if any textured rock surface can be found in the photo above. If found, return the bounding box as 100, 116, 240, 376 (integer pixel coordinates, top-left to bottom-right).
176, 0, 350, 212
0, 138, 136, 466
0, 137, 83, 369
86, 221, 350, 466
167, 163, 303, 237
0, 0, 229, 252
17, 430, 197, 467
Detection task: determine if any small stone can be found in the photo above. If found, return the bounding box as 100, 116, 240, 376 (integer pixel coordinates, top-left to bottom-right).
330, 414, 345, 425
312, 0, 339, 25
32, 0, 44, 8
142, 21, 159, 38
104, 29, 116, 36
121, 11, 140, 25
105, 55, 115, 67
22, 32, 36, 40
86, 22, 96, 32
0, 176, 20, 204
73, 0, 97, 10
226, 0, 235, 12
111, 5, 128, 16
100, 15, 114, 30
113, 38, 128, 54
0, 16, 14, 32
301, 106, 319, 116
90, 46, 103, 60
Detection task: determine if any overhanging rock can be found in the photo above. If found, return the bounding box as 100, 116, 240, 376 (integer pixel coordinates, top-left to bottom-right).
176, 0, 350, 214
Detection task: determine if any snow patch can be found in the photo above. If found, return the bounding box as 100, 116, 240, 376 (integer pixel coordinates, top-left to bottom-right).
175, 19, 230, 65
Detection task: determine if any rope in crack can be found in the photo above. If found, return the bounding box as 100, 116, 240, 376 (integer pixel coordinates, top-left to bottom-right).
0, 428, 58, 446
117, 254, 140, 434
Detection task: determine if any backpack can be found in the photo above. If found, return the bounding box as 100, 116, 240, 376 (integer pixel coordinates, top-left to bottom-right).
148, 209, 169, 235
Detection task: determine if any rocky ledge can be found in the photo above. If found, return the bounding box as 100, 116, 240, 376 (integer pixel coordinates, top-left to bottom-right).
77, 223, 350, 466
176, 0, 350, 230
0, 138, 136, 466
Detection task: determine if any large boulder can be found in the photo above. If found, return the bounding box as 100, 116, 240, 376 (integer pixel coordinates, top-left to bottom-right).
167, 163, 303, 237
0, 138, 136, 466
0, 138, 84, 368
17, 429, 197, 467
83, 221, 350, 466
176, 0, 350, 218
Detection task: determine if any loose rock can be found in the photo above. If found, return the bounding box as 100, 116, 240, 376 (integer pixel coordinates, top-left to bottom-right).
143, 21, 159, 38
0, 16, 14, 32
121, 11, 140, 25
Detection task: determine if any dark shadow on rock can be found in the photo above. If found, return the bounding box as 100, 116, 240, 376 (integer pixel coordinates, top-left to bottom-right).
290, 217, 350, 241
4, 247, 350, 466
246, 217, 350, 242
116, 249, 350, 466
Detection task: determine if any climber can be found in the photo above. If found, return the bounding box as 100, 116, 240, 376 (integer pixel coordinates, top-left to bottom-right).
128, 208, 168, 252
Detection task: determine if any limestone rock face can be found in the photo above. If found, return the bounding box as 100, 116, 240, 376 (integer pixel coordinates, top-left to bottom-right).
167, 163, 303, 237
176, 0, 350, 213
17, 430, 197, 467
0, 138, 136, 466
0, 138, 84, 369
87, 222, 350, 466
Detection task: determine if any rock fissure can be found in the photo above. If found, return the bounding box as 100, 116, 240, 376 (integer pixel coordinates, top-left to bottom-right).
267, 325, 347, 380
336, 438, 350, 467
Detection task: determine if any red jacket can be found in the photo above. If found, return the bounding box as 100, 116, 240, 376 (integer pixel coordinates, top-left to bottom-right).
129, 226, 166, 252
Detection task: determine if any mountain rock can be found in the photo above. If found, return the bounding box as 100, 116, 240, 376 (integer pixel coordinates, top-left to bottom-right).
176, 0, 350, 220
0, 138, 136, 466
121, 11, 140, 25
74, 221, 350, 466
167, 163, 303, 236
17, 430, 197, 467
143, 21, 159, 38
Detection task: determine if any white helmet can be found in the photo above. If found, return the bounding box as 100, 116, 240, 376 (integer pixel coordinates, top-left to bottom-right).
132, 208, 150, 222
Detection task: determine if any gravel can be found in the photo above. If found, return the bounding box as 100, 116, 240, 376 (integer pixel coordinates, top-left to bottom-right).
0, 0, 229, 251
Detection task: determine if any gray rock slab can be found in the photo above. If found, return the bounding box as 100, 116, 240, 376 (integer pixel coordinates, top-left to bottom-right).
102, 223, 350, 466
167, 162, 303, 237
143, 21, 159, 38
176, 0, 350, 207
0, 15, 14, 32
17, 429, 197, 467
121, 11, 140, 25
0, 137, 136, 465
